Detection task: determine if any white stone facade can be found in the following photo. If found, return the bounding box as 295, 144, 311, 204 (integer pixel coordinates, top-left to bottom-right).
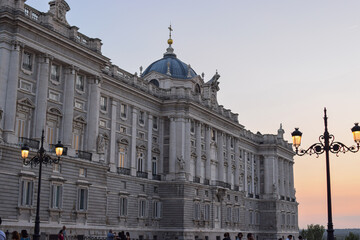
0, 1, 298, 240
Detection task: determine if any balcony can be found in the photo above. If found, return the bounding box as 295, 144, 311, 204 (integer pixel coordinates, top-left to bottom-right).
280, 195, 285, 200
152, 174, 161, 181
193, 176, 200, 183
255, 194, 260, 199
233, 185, 239, 191
214, 181, 231, 189
76, 150, 92, 161
19, 137, 39, 149
117, 167, 130, 175
286, 197, 291, 201
136, 171, 148, 179
248, 193, 254, 198
203, 179, 210, 185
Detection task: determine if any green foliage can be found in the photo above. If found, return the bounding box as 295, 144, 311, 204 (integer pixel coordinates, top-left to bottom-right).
301, 224, 326, 240
345, 232, 360, 240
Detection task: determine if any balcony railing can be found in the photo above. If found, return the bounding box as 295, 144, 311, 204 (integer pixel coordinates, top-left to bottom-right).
203, 179, 210, 185
76, 150, 92, 161
136, 171, 148, 179
286, 197, 291, 201
280, 195, 285, 200
152, 174, 161, 181
193, 176, 200, 183
248, 193, 254, 198
117, 167, 130, 175
214, 181, 231, 189
291, 198, 296, 202
233, 185, 239, 191
49, 144, 68, 156
19, 137, 39, 149
255, 194, 260, 199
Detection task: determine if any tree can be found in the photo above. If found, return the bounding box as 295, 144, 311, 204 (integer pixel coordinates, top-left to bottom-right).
301, 224, 325, 240
345, 232, 360, 240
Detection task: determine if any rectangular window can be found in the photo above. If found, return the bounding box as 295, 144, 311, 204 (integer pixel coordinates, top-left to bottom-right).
215, 205, 220, 220
72, 129, 81, 150
16, 118, 26, 138
119, 197, 128, 216
227, 207, 232, 222
51, 184, 63, 209
76, 75, 84, 92
194, 203, 200, 220
78, 188, 88, 211
53, 163, 61, 173
79, 168, 87, 177
100, 96, 107, 111
138, 199, 147, 218
190, 120, 195, 134
204, 204, 210, 221
139, 111, 145, 125
211, 129, 216, 141
46, 124, 55, 145
20, 179, 33, 206
153, 201, 162, 219
74, 100, 84, 110
153, 116, 158, 130
234, 208, 240, 222
120, 104, 127, 118
152, 157, 157, 175
51, 64, 60, 82
230, 137, 234, 148
118, 147, 126, 168
22, 51, 32, 71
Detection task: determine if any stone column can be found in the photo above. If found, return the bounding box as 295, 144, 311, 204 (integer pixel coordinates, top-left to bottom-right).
226, 135, 232, 185
130, 108, 137, 176
0, 41, 11, 139
251, 153, 255, 195
234, 139, 240, 187
34, 54, 51, 139
62, 66, 76, 147
244, 151, 248, 195
147, 114, 153, 179
205, 125, 211, 181
159, 118, 164, 175
196, 122, 202, 181
217, 132, 224, 182
109, 99, 117, 172
290, 161, 295, 198
86, 76, 100, 154
263, 155, 278, 198
3, 41, 20, 143
169, 117, 176, 178
184, 118, 191, 179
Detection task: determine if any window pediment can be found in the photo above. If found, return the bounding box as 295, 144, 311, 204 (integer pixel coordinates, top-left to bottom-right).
47, 107, 62, 116
17, 98, 35, 108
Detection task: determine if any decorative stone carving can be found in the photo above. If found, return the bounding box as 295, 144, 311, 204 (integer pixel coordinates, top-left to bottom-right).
49, 0, 70, 25
177, 155, 185, 170
97, 134, 105, 154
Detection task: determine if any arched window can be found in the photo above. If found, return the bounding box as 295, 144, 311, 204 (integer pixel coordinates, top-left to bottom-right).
137, 152, 144, 172
195, 84, 201, 94
149, 79, 159, 87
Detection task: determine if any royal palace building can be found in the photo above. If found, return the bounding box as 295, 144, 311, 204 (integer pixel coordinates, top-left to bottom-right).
0, 1, 298, 240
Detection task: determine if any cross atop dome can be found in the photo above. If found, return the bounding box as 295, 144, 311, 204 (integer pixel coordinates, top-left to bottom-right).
164, 24, 176, 57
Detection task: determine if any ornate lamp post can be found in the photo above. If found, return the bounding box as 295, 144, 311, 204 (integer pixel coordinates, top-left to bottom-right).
291, 108, 360, 240
21, 130, 64, 240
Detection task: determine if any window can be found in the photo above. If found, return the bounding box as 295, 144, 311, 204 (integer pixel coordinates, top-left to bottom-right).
191, 140, 195, 147
51, 64, 60, 82
100, 96, 107, 111
205, 190, 209, 197
20, 179, 33, 207
149, 79, 159, 87
118, 147, 126, 168
31, 12, 39, 20
22, 51, 32, 71
120, 126, 127, 134
138, 131, 145, 139
53, 164, 61, 173
195, 84, 201, 94
79, 168, 87, 177
226, 207, 232, 222
76, 75, 84, 92
215, 205, 220, 220
78, 188, 88, 211
234, 208, 240, 222
72, 128, 82, 150
153, 116, 158, 130
119, 197, 128, 216
194, 202, 200, 220
230, 137, 234, 148
138, 199, 147, 218
46, 121, 56, 145
120, 104, 127, 119
190, 120, 195, 134
137, 152, 144, 172
152, 136, 158, 143
50, 184, 63, 209
153, 201, 162, 219
152, 157, 157, 175
204, 204, 210, 221
211, 129, 216, 141
139, 111, 145, 125
16, 116, 26, 138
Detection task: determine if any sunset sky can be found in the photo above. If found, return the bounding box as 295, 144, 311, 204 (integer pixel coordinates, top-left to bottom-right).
27, 0, 360, 229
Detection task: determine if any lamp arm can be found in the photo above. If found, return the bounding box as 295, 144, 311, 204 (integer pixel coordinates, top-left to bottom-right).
22, 151, 60, 167
329, 141, 360, 155
296, 142, 325, 156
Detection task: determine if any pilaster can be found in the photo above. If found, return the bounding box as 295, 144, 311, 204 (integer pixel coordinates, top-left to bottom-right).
86, 76, 101, 155
234, 139, 240, 186
109, 99, 117, 172
217, 132, 224, 182
184, 118, 191, 179
34, 54, 51, 140
205, 125, 211, 181
195, 122, 202, 181
130, 108, 137, 176
147, 114, 153, 179
226, 135, 232, 185
0, 41, 12, 140
3, 41, 21, 143
169, 117, 176, 179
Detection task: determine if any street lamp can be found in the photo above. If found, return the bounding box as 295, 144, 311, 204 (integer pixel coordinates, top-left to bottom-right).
21, 130, 63, 240
291, 108, 360, 240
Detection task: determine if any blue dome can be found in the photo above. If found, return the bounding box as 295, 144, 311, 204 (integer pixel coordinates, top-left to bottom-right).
142, 54, 197, 79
